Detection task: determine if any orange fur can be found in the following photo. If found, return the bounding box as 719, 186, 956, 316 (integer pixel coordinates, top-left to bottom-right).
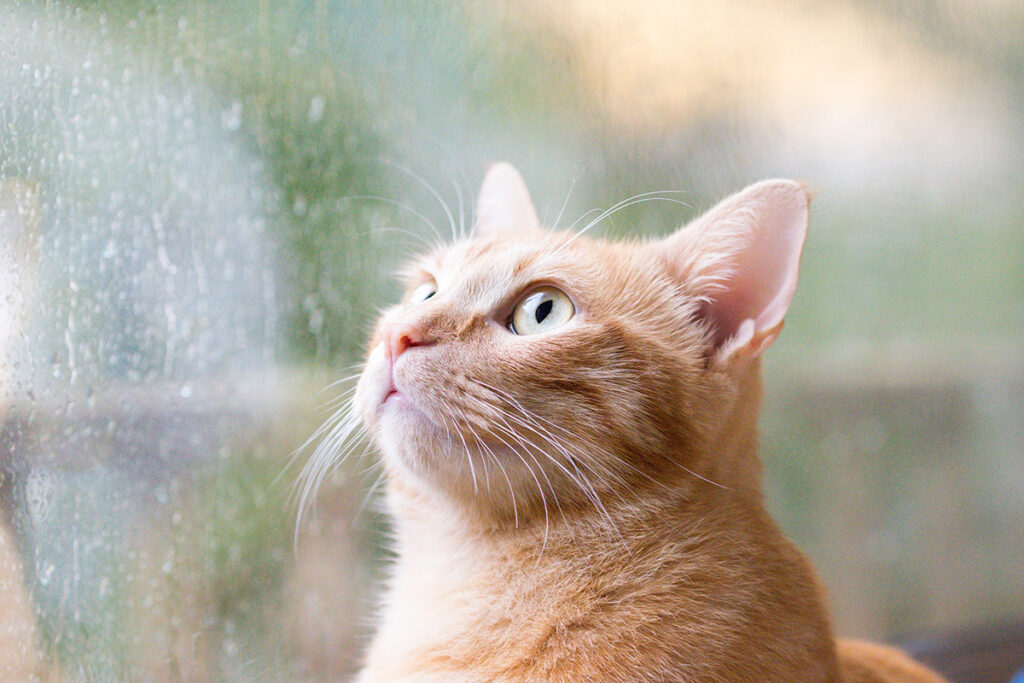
336, 167, 945, 682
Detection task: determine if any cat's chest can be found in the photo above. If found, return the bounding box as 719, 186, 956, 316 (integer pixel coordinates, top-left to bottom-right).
365, 551, 596, 677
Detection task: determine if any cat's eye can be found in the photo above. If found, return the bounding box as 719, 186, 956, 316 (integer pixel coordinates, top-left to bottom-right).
510, 286, 575, 335
408, 280, 437, 305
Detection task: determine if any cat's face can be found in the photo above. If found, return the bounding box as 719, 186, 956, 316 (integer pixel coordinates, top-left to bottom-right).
350, 164, 810, 524
354, 229, 708, 520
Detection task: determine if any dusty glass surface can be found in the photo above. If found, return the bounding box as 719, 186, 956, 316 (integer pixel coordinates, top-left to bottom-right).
1, 1, 1021, 679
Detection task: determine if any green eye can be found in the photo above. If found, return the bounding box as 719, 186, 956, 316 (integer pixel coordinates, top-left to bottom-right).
510, 287, 574, 335
409, 280, 437, 305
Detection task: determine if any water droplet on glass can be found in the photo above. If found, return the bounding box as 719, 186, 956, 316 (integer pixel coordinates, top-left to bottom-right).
307, 95, 326, 123
38, 564, 55, 586
220, 100, 243, 131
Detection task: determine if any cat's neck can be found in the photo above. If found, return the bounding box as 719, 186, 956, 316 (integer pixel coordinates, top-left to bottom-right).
703, 355, 765, 498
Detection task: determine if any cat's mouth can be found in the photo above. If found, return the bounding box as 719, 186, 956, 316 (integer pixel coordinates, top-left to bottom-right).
382, 384, 422, 413
379, 372, 436, 424
379, 381, 402, 408
357, 342, 444, 433
384, 388, 411, 407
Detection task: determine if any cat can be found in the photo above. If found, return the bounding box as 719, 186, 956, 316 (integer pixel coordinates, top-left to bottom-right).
315, 163, 945, 681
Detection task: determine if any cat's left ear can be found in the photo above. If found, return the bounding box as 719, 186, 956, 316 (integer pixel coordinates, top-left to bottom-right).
474, 162, 541, 237
654, 179, 810, 361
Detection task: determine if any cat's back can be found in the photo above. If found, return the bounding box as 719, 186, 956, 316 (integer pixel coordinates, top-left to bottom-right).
838, 639, 947, 683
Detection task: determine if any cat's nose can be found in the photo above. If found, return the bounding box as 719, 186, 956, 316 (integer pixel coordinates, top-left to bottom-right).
381, 320, 427, 366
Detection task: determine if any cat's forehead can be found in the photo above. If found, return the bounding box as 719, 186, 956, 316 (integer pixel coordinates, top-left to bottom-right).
409, 231, 600, 295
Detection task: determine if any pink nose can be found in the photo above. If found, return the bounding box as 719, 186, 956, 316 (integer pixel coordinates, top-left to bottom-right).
381, 320, 427, 366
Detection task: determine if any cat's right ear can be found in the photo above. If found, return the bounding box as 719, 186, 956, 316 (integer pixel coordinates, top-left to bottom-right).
653, 179, 811, 362
474, 162, 541, 237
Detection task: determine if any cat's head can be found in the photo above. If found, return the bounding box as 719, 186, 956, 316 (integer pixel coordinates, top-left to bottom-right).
351, 163, 809, 524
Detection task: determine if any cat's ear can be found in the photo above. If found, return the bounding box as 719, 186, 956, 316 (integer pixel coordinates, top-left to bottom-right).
474, 162, 541, 237
656, 179, 810, 360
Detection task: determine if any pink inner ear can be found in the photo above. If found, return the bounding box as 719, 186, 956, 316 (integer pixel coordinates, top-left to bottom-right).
661, 180, 810, 358
710, 186, 807, 353
475, 162, 540, 237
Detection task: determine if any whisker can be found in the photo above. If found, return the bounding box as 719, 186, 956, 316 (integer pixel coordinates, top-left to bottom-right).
489, 414, 622, 555
377, 158, 459, 245
459, 419, 492, 495
489, 418, 568, 523
354, 465, 387, 522
476, 433, 519, 527
441, 403, 479, 496
561, 206, 606, 234
347, 194, 445, 248
292, 387, 369, 546
494, 409, 629, 549
471, 377, 705, 492
484, 424, 551, 557
498, 411, 607, 505
553, 192, 692, 256
370, 225, 436, 251
550, 178, 576, 230
467, 378, 639, 551
278, 377, 363, 487
450, 175, 467, 241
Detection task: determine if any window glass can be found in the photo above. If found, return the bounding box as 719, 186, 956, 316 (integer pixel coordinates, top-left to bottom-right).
2, 1, 1022, 678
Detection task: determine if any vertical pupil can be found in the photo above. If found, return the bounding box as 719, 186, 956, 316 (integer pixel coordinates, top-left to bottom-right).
535, 298, 553, 323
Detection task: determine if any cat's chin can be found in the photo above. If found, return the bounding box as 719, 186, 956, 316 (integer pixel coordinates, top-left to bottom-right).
375, 397, 451, 464
378, 392, 438, 431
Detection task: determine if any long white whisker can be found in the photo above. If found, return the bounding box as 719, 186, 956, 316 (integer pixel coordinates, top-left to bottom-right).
292, 373, 371, 547
498, 411, 607, 506
347, 194, 445, 247
371, 226, 436, 251
442, 403, 479, 496
450, 176, 466, 241
553, 192, 692, 257
489, 418, 568, 522
486, 424, 550, 557
378, 158, 459, 245
466, 379, 605, 520
459, 419, 491, 494
467, 378, 638, 550
355, 466, 388, 520
476, 433, 519, 527
278, 373, 364, 486
494, 410, 628, 549
472, 376, 715, 492
551, 178, 575, 230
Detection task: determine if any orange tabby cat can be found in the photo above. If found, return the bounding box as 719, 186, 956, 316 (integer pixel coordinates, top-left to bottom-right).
325, 164, 944, 681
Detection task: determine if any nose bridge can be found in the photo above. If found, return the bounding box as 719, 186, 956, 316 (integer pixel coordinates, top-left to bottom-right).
455, 310, 489, 337
377, 301, 450, 363
377, 290, 490, 361
417, 302, 488, 343
399, 303, 456, 342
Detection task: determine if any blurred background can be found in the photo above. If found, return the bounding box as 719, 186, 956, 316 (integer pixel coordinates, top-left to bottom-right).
1, 0, 1021, 680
